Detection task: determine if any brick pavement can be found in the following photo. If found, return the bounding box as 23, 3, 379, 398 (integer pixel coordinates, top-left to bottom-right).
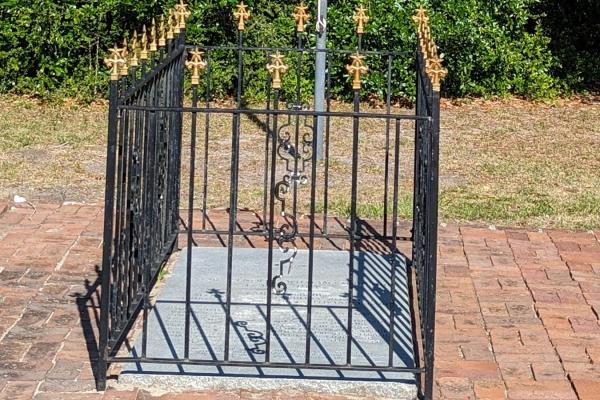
0, 202, 598, 399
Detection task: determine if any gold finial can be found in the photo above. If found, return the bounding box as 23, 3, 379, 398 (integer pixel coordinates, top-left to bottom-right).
173, 8, 181, 34
150, 18, 158, 52
346, 52, 368, 90
234, 2, 250, 31
266, 53, 289, 90
353, 5, 369, 34
104, 45, 126, 80
175, 0, 191, 30
426, 56, 447, 92
419, 24, 437, 59
120, 38, 129, 76
167, 10, 176, 39
159, 16, 167, 47
412, 6, 429, 30
130, 30, 139, 67
140, 25, 149, 60
186, 48, 207, 86
293, 3, 310, 33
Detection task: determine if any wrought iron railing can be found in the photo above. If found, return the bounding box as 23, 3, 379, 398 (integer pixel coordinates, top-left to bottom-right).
412, 6, 446, 399
97, 3, 445, 399
98, 10, 187, 389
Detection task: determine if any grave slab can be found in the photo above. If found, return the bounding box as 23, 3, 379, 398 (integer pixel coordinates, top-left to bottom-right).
120, 247, 418, 399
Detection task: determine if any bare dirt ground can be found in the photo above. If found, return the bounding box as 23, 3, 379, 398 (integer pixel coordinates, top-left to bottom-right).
1, 94, 598, 229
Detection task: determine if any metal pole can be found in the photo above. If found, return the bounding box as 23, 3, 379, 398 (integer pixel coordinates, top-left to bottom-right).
314, 0, 327, 160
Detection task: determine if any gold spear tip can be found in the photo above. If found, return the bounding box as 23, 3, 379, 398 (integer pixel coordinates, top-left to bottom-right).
130, 30, 139, 67
119, 39, 129, 76
140, 25, 149, 60
150, 18, 158, 52
159, 15, 167, 47
167, 10, 176, 39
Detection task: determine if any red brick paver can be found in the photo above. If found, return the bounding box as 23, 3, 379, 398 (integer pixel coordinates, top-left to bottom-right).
0, 203, 598, 399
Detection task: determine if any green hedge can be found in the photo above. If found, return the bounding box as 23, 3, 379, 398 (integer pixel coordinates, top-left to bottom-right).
0, 0, 597, 101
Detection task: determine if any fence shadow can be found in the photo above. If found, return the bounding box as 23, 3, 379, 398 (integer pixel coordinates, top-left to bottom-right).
70, 265, 106, 388
121, 230, 416, 383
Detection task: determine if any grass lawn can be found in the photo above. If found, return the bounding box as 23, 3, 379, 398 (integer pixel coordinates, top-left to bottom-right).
1, 94, 599, 229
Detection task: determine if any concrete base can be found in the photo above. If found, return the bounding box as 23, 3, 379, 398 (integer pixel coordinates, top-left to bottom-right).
120, 247, 418, 399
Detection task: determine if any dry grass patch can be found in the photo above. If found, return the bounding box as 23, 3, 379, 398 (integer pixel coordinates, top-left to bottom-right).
1, 95, 598, 229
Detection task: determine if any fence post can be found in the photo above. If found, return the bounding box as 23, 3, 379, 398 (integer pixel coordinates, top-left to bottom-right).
424, 88, 440, 400
97, 78, 119, 391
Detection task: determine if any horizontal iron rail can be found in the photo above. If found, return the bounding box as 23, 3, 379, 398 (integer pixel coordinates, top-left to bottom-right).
108, 356, 424, 374
154, 299, 408, 308
185, 45, 413, 57
179, 228, 412, 242
118, 105, 432, 121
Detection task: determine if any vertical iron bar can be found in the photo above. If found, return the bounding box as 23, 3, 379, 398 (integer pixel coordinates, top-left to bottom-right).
162, 61, 173, 247
383, 55, 392, 237
262, 54, 272, 230
292, 32, 304, 217
119, 97, 134, 328
346, 89, 361, 365
141, 71, 158, 359
224, 31, 244, 361
201, 50, 212, 230
265, 89, 280, 363
412, 51, 421, 241
111, 89, 128, 334
305, 114, 318, 363
128, 91, 142, 317
137, 82, 148, 312
184, 83, 198, 359
388, 118, 401, 366
174, 37, 185, 237
322, 50, 331, 234
142, 69, 161, 359
97, 79, 119, 391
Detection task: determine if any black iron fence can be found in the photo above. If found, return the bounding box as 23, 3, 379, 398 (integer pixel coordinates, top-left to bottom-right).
98, 3, 445, 399
98, 20, 186, 387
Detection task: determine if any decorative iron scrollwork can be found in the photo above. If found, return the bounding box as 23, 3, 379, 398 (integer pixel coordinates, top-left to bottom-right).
269, 101, 314, 295
275, 102, 313, 188
271, 245, 297, 295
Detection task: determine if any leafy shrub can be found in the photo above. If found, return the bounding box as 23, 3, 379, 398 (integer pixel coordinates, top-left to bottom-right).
532, 0, 600, 92
0, 0, 165, 100
0, 0, 594, 101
